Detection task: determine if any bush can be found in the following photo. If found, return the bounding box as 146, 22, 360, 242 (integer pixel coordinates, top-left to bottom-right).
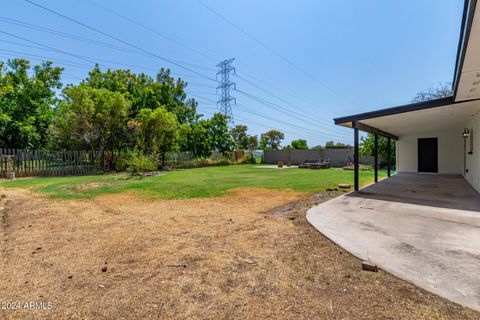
115, 151, 130, 171
239, 153, 256, 164
217, 157, 232, 166
125, 151, 158, 174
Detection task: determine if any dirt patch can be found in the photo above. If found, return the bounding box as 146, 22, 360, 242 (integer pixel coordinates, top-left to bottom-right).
0, 188, 478, 319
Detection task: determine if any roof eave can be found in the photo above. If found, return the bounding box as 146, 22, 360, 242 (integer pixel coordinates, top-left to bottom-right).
333, 96, 455, 125
452, 0, 478, 98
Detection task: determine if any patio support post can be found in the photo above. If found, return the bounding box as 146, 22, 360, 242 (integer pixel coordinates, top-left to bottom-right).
354, 123, 359, 191
374, 133, 378, 183
387, 137, 391, 177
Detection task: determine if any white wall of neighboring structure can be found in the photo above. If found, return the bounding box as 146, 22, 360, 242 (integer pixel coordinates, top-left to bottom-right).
396, 128, 464, 174
465, 112, 480, 191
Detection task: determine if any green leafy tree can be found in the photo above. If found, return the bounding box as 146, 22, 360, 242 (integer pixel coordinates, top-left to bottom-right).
84, 66, 198, 123
180, 119, 211, 157
52, 85, 131, 155
290, 139, 308, 149
325, 141, 335, 148
180, 113, 234, 157
0, 59, 63, 149
208, 113, 235, 153
260, 130, 285, 150
247, 135, 258, 150
325, 140, 351, 148
360, 134, 394, 166
230, 124, 249, 149
136, 107, 179, 162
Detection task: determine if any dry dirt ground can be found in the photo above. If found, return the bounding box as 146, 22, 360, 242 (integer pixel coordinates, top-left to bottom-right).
0, 188, 479, 320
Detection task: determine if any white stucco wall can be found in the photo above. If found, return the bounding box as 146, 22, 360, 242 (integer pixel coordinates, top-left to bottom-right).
396, 128, 463, 174
465, 112, 480, 191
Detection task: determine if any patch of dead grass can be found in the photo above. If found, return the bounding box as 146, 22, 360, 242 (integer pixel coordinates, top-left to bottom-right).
0, 188, 478, 319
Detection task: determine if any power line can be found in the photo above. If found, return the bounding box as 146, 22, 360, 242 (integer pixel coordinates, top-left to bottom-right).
0, 48, 93, 68
234, 88, 349, 136
0, 40, 216, 82
237, 75, 348, 132
196, 0, 360, 108
185, 82, 217, 88
0, 16, 140, 55
186, 91, 217, 96
0, 16, 217, 73
0, 52, 221, 103
0, 30, 104, 67
235, 104, 351, 142
188, 93, 217, 103
24, 0, 217, 82
235, 73, 349, 130
83, 0, 218, 64
234, 114, 334, 143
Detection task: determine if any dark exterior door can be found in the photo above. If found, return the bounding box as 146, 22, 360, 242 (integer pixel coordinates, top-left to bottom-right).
418, 138, 438, 173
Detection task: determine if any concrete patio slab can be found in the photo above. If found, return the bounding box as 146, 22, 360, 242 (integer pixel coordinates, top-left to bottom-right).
306, 173, 480, 312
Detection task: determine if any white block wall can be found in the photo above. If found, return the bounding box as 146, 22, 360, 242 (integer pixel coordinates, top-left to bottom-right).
396, 127, 464, 175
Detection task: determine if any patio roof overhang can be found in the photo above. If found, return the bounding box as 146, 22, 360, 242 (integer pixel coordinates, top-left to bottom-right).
334, 97, 480, 138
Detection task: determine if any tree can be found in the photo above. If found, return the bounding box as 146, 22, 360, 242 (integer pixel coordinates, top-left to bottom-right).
411, 82, 452, 103
180, 119, 211, 157
325, 141, 351, 148
0, 59, 63, 149
290, 139, 308, 149
208, 113, 235, 153
247, 135, 258, 150
136, 107, 179, 160
360, 134, 394, 167
84, 66, 199, 124
179, 113, 234, 157
52, 85, 131, 155
260, 130, 284, 150
230, 124, 249, 149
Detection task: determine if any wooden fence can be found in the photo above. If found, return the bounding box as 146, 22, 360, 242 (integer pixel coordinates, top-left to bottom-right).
0, 148, 110, 178
0, 148, 247, 178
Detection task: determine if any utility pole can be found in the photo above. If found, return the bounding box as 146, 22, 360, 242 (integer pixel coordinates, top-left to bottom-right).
216, 58, 236, 127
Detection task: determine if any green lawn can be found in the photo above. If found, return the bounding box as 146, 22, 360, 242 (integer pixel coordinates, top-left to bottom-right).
0, 165, 386, 200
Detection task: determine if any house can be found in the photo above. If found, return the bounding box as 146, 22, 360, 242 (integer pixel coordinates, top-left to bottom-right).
334, 0, 480, 192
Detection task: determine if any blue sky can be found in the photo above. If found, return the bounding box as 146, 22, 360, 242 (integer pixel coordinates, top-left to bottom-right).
1, 0, 464, 146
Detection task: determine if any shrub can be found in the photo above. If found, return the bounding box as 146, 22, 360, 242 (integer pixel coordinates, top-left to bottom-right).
217, 157, 232, 166
126, 151, 158, 174
115, 150, 131, 171
239, 153, 256, 164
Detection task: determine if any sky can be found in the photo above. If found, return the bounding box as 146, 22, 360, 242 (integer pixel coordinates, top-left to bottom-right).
0, 0, 464, 146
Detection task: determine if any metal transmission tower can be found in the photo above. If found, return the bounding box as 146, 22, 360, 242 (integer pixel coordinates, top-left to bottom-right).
216, 58, 236, 126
